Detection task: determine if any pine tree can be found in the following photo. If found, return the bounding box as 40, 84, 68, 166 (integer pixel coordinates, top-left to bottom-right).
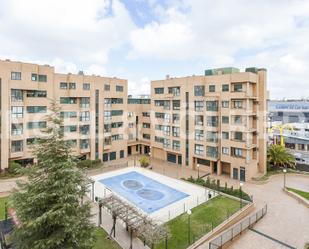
11, 101, 95, 249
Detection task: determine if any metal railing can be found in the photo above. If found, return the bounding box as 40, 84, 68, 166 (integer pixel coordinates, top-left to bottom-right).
209, 204, 267, 249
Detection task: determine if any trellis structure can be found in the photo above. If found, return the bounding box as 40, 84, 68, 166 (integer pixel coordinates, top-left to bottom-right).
96, 194, 170, 249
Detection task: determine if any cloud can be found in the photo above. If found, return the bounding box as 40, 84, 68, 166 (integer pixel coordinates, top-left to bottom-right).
128, 77, 151, 96
0, 0, 136, 73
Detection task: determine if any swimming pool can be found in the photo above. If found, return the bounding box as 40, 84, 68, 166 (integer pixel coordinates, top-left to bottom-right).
99, 171, 189, 213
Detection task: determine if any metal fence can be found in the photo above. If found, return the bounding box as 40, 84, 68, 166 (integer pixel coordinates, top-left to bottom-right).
209, 204, 267, 249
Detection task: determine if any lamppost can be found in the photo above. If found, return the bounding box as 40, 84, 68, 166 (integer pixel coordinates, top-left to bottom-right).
197, 164, 200, 179
283, 168, 287, 189
187, 209, 192, 245
239, 182, 243, 209
149, 152, 152, 169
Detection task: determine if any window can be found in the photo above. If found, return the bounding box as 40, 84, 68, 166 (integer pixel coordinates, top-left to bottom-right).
104, 84, 110, 91
11, 106, 23, 118
103, 153, 109, 162
234, 115, 242, 124
167, 153, 176, 163
206, 146, 218, 158
31, 73, 37, 81
27, 121, 46, 129
11, 89, 23, 102
83, 83, 90, 90
61, 125, 77, 133
60, 111, 77, 118
194, 86, 205, 96
173, 114, 180, 124
80, 111, 90, 121
128, 123, 134, 128
155, 87, 164, 94
222, 147, 229, 155
38, 74, 47, 82
60, 82, 68, 89
11, 72, 21, 80
222, 84, 229, 92
209, 85, 215, 92
155, 100, 164, 107
11, 123, 23, 135
111, 98, 123, 104
143, 123, 150, 128
104, 111, 111, 122
26, 106, 47, 113
111, 122, 123, 128
222, 116, 229, 124
104, 98, 111, 107
143, 134, 150, 140
173, 100, 180, 110
120, 150, 124, 158
233, 83, 243, 92
222, 132, 229, 140
164, 100, 170, 110
80, 97, 90, 108
155, 136, 164, 144
195, 115, 204, 126
104, 124, 111, 133
128, 134, 134, 140
116, 85, 123, 92
222, 101, 229, 108
110, 152, 116, 160
172, 126, 180, 137
69, 83, 76, 89
168, 87, 180, 96
164, 113, 170, 123
142, 112, 150, 117
26, 90, 47, 98
155, 112, 164, 119
60, 97, 77, 104
232, 147, 243, 157
66, 139, 77, 147
195, 144, 204, 155
206, 131, 218, 143
27, 138, 36, 145
207, 116, 218, 127
163, 125, 170, 136
206, 101, 218, 111
233, 100, 243, 109
195, 101, 204, 112
173, 140, 180, 151
163, 138, 170, 148
111, 110, 123, 116
80, 139, 90, 149
155, 124, 163, 131
104, 137, 111, 146
195, 130, 204, 140
80, 125, 90, 135
112, 134, 123, 141
234, 132, 243, 141
11, 140, 23, 152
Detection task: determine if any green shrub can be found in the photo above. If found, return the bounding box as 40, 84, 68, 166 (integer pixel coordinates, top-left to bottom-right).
7, 161, 22, 175
76, 159, 101, 169
139, 156, 149, 167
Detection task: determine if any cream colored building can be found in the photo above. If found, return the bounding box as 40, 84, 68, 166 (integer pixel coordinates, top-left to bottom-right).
0, 60, 267, 181
0, 59, 128, 170
150, 67, 267, 181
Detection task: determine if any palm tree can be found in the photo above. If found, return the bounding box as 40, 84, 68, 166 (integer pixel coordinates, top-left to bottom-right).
267, 144, 296, 169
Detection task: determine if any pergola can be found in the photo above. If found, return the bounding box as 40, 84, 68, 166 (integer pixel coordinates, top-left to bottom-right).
96, 194, 170, 249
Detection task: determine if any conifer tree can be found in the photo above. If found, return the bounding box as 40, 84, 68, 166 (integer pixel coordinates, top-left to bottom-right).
11, 101, 95, 249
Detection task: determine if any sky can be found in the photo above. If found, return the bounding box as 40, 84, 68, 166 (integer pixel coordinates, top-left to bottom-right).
0, 0, 309, 99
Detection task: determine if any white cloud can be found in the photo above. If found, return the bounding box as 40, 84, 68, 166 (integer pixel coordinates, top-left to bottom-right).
128, 77, 151, 96
0, 0, 135, 73
128, 0, 309, 98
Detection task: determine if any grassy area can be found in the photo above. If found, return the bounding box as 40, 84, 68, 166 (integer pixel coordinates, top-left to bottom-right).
0, 196, 9, 221
154, 196, 240, 249
93, 228, 121, 249
287, 187, 309, 201
252, 168, 309, 182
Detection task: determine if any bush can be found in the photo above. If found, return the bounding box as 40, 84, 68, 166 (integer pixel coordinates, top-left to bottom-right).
76, 159, 101, 169
183, 177, 252, 202
7, 161, 22, 175
139, 156, 149, 168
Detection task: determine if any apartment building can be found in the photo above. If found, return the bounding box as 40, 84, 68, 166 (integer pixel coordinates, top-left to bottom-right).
127, 95, 151, 156
0, 59, 128, 170
151, 67, 267, 181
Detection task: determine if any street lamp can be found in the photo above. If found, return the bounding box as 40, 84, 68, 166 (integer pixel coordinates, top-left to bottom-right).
283, 168, 287, 189
187, 209, 192, 245
239, 182, 244, 209
197, 164, 200, 179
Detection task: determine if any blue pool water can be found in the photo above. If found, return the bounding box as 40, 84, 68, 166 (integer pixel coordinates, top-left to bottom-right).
99, 171, 189, 213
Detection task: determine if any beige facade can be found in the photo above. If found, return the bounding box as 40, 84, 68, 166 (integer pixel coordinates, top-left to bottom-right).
150, 68, 267, 181
0, 59, 128, 169
0, 60, 267, 181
